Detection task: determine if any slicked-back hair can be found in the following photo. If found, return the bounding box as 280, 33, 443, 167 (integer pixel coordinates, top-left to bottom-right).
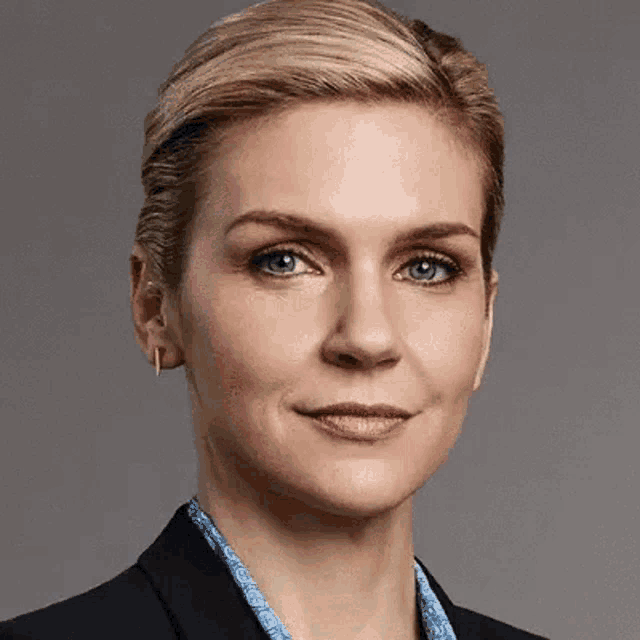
134, 0, 504, 310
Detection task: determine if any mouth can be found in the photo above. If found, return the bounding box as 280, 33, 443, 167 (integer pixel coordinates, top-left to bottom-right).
295, 402, 414, 420
294, 403, 415, 442
300, 414, 409, 442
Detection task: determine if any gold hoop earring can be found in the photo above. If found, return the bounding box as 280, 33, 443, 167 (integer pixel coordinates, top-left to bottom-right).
155, 347, 161, 376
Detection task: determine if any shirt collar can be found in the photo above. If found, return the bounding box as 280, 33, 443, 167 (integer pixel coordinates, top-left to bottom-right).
186, 496, 457, 640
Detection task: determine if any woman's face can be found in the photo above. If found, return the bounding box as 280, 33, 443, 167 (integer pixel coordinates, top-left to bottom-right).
177, 101, 498, 518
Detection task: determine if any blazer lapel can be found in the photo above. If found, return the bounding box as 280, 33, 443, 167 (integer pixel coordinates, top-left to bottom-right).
137, 504, 469, 640
414, 556, 460, 631
136, 504, 271, 640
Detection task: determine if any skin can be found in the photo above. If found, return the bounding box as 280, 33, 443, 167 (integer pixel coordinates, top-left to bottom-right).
130, 101, 498, 640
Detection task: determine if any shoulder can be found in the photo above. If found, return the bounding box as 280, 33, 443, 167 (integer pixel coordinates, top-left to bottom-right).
415, 557, 548, 640
0, 503, 268, 640
0, 565, 177, 640
448, 605, 549, 640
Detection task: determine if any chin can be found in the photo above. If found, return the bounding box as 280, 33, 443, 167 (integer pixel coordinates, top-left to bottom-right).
265, 457, 432, 523
278, 427, 455, 522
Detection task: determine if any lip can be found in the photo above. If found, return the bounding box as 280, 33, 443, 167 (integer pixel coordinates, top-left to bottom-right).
295, 402, 414, 419
300, 413, 409, 442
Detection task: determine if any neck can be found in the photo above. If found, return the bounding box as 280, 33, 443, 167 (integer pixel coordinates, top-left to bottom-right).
196, 450, 419, 639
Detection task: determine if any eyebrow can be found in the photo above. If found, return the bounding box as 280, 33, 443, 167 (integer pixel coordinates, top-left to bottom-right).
224, 209, 480, 244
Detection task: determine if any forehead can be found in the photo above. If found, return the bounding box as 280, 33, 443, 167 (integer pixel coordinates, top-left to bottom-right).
200, 102, 485, 237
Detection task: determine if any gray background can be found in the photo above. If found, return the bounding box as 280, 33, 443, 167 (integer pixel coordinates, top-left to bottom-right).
1, 1, 638, 637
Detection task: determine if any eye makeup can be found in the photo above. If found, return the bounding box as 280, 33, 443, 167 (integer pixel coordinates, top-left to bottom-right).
248, 241, 466, 290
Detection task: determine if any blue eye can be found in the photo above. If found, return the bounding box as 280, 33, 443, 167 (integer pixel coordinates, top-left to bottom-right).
404, 257, 460, 286
252, 250, 308, 275
251, 245, 462, 288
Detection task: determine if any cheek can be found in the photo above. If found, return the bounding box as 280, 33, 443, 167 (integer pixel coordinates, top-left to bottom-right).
185, 266, 486, 404
187, 280, 318, 395
405, 300, 485, 388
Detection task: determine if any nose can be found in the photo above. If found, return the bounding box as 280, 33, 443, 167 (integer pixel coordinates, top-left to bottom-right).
321, 263, 401, 370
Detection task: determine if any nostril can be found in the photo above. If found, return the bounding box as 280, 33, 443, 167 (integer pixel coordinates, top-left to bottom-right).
337, 354, 359, 367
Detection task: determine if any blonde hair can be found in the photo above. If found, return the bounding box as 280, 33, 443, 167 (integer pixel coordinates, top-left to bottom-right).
134, 0, 504, 299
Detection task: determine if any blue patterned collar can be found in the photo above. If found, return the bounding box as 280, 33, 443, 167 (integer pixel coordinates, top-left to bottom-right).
187, 497, 456, 640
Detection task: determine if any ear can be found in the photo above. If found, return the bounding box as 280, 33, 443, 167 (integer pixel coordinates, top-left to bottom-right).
129, 243, 185, 373
473, 269, 499, 392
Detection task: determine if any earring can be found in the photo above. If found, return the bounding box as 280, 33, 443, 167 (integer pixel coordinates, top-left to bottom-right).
155, 347, 162, 376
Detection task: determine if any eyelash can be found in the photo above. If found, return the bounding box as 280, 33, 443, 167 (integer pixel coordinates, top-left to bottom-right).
250, 243, 463, 290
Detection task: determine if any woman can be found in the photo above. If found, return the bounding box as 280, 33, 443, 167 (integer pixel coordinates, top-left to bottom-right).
1, 0, 547, 638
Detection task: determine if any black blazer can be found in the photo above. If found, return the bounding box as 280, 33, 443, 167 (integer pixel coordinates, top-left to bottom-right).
1, 503, 547, 639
